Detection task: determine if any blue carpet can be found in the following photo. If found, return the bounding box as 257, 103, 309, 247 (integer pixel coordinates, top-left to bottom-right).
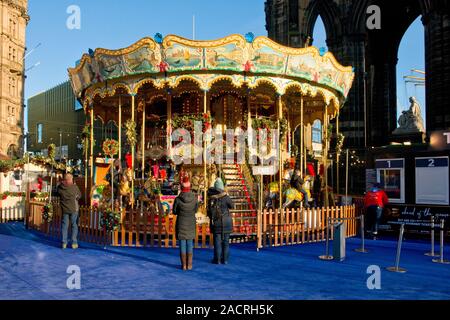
0, 222, 449, 300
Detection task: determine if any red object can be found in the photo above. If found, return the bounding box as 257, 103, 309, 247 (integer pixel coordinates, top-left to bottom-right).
158, 61, 169, 73
243, 61, 254, 72
125, 153, 132, 169
306, 163, 316, 177
160, 169, 167, 180
319, 164, 325, 176
181, 176, 191, 193
37, 177, 43, 192
364, 189, 389, 208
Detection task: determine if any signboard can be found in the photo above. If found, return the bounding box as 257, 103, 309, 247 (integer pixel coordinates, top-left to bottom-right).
430, 130, 450, 150
415, 156, 449, 205
252, 165, 277, 176
383, 204, 450, 232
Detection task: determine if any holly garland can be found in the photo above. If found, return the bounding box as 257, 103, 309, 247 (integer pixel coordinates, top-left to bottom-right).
42, 203, 53, 222
99, 209, 121, 232
124, 119, 137, 147
102, 139, 119, 158
172, 113, 212, 134
252, 118, 288, 143
0, 192, 25, 200
47, 144, 57, 161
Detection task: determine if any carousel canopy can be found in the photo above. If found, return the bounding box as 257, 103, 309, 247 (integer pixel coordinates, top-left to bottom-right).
68, 34, 354, 115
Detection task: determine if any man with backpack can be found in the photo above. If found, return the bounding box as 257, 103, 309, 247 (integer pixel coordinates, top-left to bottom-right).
207, 178, 233, 264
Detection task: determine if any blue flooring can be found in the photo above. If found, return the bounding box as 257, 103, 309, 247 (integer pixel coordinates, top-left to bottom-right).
0, 222, 449, 300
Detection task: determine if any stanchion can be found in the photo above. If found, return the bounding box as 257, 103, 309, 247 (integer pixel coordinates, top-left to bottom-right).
319, 217, 334, 260
432, 219, 450, 264
386, 224, 407, 273
425, 216, 439, 257
354, 215, 368, 253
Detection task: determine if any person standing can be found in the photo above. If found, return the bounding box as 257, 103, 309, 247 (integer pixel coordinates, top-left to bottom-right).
364, 183, 389, 239
57, 173, 82, 249
290, 170, 310, 208
207, 178, 233, 264
173, 177, 198, 271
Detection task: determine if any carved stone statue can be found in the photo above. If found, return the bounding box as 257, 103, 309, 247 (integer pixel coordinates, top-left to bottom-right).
393, 97, 425, 134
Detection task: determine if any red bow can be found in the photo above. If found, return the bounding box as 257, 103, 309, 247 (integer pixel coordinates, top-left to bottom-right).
158, 62, 169, 73
243, 61, 254, 72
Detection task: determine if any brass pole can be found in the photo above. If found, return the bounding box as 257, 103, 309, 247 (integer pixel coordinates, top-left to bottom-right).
203, 90, 208, 208
278, 94, 283, 222
300, 96, 304, 176
131, 93, 136, 208
324, 107, 329, 207
118, 96, 122, 161
336, 113, 340, 195
167, 90, 172, 158
90, 106, 94, 197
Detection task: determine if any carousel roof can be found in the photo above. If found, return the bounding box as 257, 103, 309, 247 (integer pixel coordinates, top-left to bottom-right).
68, 34, 354, 108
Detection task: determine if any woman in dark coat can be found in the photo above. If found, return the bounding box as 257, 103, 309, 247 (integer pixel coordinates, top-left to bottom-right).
173, 177, 198, 270
207, 178, 234, 264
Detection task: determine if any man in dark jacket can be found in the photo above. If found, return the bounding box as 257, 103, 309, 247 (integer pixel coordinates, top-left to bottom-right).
207, 178, 233, 264
57, 173, 82, 249
173, 177, 198, 270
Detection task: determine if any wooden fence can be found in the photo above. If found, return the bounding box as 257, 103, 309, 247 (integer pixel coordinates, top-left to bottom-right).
26, 201, 212, 248
0, 205, 25, 223
257, 205, 357, 248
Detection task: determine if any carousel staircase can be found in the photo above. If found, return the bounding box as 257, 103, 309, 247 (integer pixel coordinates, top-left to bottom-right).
221, 163, 258, 242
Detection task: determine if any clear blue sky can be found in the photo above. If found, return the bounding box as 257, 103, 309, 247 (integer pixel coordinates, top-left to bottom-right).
26, 1, 425, 125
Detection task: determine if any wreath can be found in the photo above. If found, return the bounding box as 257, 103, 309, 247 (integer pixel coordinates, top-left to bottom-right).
42, 203, 53, 222
99, 209, 121, 232
124, 119, 137, 147
102, 139, 119, 158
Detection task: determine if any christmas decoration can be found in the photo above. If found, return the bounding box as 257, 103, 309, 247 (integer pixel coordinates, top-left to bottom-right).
42, 203, 53, 222
99, 209, 121, 232
102, 139, 119, 158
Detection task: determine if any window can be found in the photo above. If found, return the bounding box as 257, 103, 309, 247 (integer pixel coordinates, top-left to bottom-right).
376, 159, 405, 203
37, 123, 43, 144
312, 120, 322, 143
415, 157, 449, 205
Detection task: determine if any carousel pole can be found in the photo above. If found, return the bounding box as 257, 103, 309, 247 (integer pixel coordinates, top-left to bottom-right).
90, 105, 94, 200
141, 98, 146, 180
324, 107, 329, 207
118, 96, 122, 161
131, 93, 136, 209
336, 113, 340, 195
300, 96, 304, 176
167, 89, 172, 159
203, 90, 208, 208
277, 94, 283, 223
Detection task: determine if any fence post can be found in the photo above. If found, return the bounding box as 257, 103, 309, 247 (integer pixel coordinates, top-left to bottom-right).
354, 215, 369, 253
425, 216, 439, 257
319, 217, 334, 260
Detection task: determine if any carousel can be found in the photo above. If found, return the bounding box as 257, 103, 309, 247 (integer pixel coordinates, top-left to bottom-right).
68, 33, 354, 236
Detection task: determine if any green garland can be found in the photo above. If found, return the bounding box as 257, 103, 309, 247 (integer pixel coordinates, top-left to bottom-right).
1, 192, 25, 200
42, 203, 53, 222
125, 119, 137, 147
252, 118, 288, 142
99, 209, 121, 232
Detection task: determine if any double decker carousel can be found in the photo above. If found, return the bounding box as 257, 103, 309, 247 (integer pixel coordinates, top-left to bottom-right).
68, 33, 354, 237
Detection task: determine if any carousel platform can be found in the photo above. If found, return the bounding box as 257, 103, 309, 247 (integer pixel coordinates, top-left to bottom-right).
0, 222, 449, 300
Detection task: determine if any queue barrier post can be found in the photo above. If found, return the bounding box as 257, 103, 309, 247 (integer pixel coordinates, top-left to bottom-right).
319, 217, 334, 261
354, 215, 368, 253
432, 219, 450, 265
425, 216, 439, 257
386, 223, 407, 273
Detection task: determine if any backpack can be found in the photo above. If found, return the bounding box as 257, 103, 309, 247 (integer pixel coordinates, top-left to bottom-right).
209, 197, 224, 226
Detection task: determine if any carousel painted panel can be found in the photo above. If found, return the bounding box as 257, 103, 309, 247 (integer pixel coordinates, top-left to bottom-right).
123, 45, 160, 74
164, 44, 203, 72
251, 45, 287, 74
286, 53, 317, 82
97, 54, 127, 79
205, 43, 245, 71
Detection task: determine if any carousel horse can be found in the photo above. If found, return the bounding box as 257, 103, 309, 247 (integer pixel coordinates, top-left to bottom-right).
283, 187, 304, 209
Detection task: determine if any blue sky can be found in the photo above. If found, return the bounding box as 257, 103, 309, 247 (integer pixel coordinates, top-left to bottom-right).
26, 1, 425, 123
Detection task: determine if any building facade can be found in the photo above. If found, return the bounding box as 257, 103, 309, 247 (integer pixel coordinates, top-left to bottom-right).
0, 0, 29, 158
27, 81, 86, 160
265, 0, 450, 149
28, 81, 113, 161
